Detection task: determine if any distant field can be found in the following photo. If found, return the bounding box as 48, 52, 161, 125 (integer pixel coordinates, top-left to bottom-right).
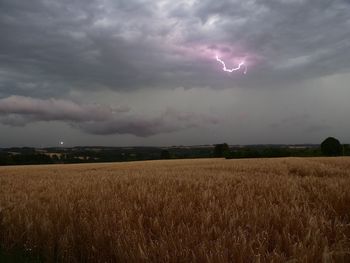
0, 158, 349, 262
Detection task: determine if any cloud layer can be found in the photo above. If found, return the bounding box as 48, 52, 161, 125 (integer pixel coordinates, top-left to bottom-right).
1, 0, 350, 97
0, 0, 350, 145
0, 96, 218, 137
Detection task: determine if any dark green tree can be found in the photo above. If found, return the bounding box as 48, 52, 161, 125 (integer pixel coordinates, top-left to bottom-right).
321, 137, 342, 156
160, 149, 171, 159
343, 144, 350, 156
213, 143, 230, 157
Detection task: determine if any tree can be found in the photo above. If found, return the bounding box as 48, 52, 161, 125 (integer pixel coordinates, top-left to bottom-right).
213, 143, 230, 157
160, 149, 171, 159
321, 137, 342, 156
343, 144, 350, 156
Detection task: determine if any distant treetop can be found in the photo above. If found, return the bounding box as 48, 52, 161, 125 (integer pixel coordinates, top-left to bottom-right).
321, 137, 342, 156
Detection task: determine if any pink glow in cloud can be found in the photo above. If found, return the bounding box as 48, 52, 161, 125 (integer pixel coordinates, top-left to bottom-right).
171, 42, 259, 73
215, 55, 247, 74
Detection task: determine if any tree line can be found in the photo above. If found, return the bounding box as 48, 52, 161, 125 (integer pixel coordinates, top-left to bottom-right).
0, 137, 349, 166
214, 137, 349, 158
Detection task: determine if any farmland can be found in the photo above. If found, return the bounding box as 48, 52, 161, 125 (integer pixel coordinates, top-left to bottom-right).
0, 157, 349, 262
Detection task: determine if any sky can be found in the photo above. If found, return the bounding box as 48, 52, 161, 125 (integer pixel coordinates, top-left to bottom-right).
0, 0, 350, 147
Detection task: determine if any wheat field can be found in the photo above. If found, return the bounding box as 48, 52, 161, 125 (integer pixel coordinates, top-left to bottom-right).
0, 157, 349, 262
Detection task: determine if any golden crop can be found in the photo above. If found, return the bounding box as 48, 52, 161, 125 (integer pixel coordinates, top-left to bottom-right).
0, 157, 349, 262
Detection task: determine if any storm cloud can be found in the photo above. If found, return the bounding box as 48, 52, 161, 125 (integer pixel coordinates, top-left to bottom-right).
1, 0, 350, 96
0, 96, 218, 137
0, 0, 350, 146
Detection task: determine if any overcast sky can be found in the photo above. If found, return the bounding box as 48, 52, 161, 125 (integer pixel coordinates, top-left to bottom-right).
0, 0, 350, 147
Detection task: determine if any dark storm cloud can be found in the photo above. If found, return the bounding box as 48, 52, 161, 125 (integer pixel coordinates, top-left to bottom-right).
0, 0, 161, 96
1, 0, 350, 98
0, 96, 218, 136
0, 95, 126, 122
0, 0, 350, 143
191, 0, 350, 86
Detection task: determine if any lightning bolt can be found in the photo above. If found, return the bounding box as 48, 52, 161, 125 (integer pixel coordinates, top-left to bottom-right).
215, 55, 247, 74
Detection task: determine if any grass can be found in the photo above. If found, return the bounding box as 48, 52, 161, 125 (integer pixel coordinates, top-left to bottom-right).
0, 157, 349, 262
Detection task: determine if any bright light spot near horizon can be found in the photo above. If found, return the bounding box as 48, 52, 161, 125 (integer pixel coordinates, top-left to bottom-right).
215, 55, 247, 74
60, 141, 64, 146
